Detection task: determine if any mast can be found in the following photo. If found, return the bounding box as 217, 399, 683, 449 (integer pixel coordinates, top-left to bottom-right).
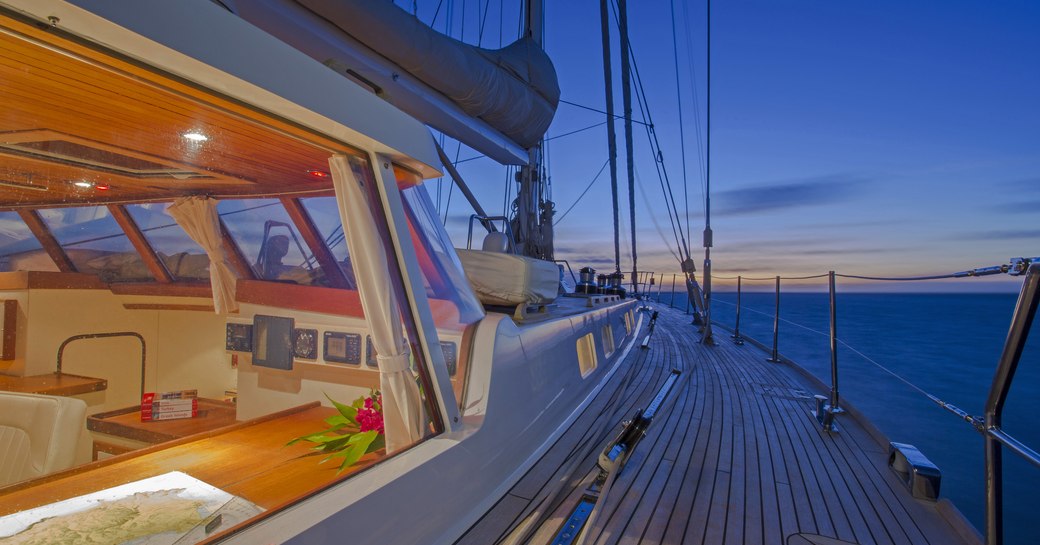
600, 0, 621, 274
513, 0, 554, 260
619, 0, 637, 294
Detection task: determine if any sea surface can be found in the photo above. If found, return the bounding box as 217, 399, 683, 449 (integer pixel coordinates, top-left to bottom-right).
654, 290, 1038, 545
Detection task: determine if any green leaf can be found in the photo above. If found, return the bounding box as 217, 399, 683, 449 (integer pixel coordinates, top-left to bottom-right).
324, 415, 350, 427
325, 394, 358, 422
334, 441, 368, 473
367, 433, 386, 454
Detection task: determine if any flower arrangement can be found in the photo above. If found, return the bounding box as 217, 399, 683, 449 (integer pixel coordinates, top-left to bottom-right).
288, 390, 385, 473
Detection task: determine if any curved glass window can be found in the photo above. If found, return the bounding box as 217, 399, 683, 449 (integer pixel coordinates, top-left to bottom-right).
299, 197, 357, 288
0, 212, 56, 272
400, 183, 484, 328
218, 199, 327, 286
126, 203, 210, 282
37, 206, 152, 282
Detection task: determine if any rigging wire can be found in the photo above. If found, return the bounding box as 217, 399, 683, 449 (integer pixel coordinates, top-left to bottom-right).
669, 0, 693, 255
546, 121, 609, 142
680, 0, 708, 238
609, 0, 692, 264
634, 168, 681, 263
624, 29, 691, 263
553, 158, 610, 226
477, 0, 492, 45
557, 99, 652, 126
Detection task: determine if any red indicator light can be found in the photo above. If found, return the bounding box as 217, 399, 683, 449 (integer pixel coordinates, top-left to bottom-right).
95, 184, 110, 191
307, 169, 330, 178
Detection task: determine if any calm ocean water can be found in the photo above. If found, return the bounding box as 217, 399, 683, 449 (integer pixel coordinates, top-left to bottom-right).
655, 290, 1038, 544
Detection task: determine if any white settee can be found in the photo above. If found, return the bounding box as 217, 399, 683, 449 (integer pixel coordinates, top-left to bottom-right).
0, 391, 87, 487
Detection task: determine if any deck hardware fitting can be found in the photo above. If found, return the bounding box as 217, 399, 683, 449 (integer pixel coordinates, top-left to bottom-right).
552, 369, 681, 545
813, 394, 841, 433
888, 442, 942, 501
640, 310, 659, 349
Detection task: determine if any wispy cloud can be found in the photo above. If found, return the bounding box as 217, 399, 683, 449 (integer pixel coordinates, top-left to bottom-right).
714, 174, 867, 216
993, 200, 1040, 214
1002, 178, 1040, 193
954, 229, 1040, 241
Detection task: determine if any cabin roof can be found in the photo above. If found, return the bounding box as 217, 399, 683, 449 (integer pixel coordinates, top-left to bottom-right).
0, 0, 441, 210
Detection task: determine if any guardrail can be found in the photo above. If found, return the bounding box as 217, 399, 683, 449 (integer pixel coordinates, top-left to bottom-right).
653, 257, 1039, 545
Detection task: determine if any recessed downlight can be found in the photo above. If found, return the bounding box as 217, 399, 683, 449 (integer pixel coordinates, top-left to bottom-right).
73, 180, 93, 188
307, 169, 330, 178
183, 132, 208, 142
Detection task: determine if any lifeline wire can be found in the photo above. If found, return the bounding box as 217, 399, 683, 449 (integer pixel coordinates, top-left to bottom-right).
712, 298, 968, 419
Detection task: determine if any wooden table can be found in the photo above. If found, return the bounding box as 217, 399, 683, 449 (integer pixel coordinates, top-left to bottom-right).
87, 398, 239, 459
0, 372, 107, 396
88, 398, 238, 444
0, 402, 381, 522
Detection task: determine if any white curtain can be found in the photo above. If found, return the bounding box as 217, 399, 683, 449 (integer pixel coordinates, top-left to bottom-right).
167, 197, 239, 314
329, 155, 424, 452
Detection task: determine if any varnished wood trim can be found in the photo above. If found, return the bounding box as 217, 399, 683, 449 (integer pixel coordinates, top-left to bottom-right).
1, 299, 15, 360
122, 303, 215, 312
92, 440, 135, 462
108, 205, 172, 283
0, 372, 107, 396
220, 218, 256, 280
280, 197, 348, 289
16, 210, 75, 272
0, 271, 106, 290
236, 280, 364, 318
108, 282, 212, 298
0, 401, 321, 495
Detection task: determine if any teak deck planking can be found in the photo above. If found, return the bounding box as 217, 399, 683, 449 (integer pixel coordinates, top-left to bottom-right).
458, 303, 976, 545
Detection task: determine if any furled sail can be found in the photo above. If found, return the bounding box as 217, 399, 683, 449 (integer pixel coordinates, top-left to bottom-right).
228, 0, 560, 153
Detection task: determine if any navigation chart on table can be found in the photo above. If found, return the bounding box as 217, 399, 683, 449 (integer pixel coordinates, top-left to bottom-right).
0, 471, 263, 545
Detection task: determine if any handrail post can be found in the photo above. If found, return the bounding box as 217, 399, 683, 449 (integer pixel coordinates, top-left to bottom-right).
984, 262, 1040, 545
670, 274, 677, 308
766, 275, 781, 362
656, 273, 664, 302
828, 270, 843, 413
731, 275, 744, 345
816, 270, 844, 432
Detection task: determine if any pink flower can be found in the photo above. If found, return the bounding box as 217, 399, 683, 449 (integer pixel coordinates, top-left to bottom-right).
356, 392, 384, 434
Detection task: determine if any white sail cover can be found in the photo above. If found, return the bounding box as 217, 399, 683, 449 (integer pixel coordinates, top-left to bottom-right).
243, 0, 560, 150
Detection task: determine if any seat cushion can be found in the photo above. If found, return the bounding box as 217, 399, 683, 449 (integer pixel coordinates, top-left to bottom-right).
0, 426, 32, 487
456, 249, 559, 306
0, 392, 86, 484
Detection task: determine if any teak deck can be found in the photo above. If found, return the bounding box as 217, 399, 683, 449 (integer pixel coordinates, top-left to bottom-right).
459, 303, 979, 545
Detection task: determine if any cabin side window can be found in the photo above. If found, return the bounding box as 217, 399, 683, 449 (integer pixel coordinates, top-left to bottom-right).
396, 169, 484, 404
126, 203, 210, 282
0, 212, 56, 273
37, 206, 154, 282
219, 199, 329, 286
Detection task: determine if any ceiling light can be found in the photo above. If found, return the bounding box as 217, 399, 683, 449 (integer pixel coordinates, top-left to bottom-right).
73, 181, 93, 188
307, 169, 330, 178
183, 132, 208, 142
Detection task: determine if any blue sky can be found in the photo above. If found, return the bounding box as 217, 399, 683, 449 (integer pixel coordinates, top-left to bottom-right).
416, 0, 1039, 292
